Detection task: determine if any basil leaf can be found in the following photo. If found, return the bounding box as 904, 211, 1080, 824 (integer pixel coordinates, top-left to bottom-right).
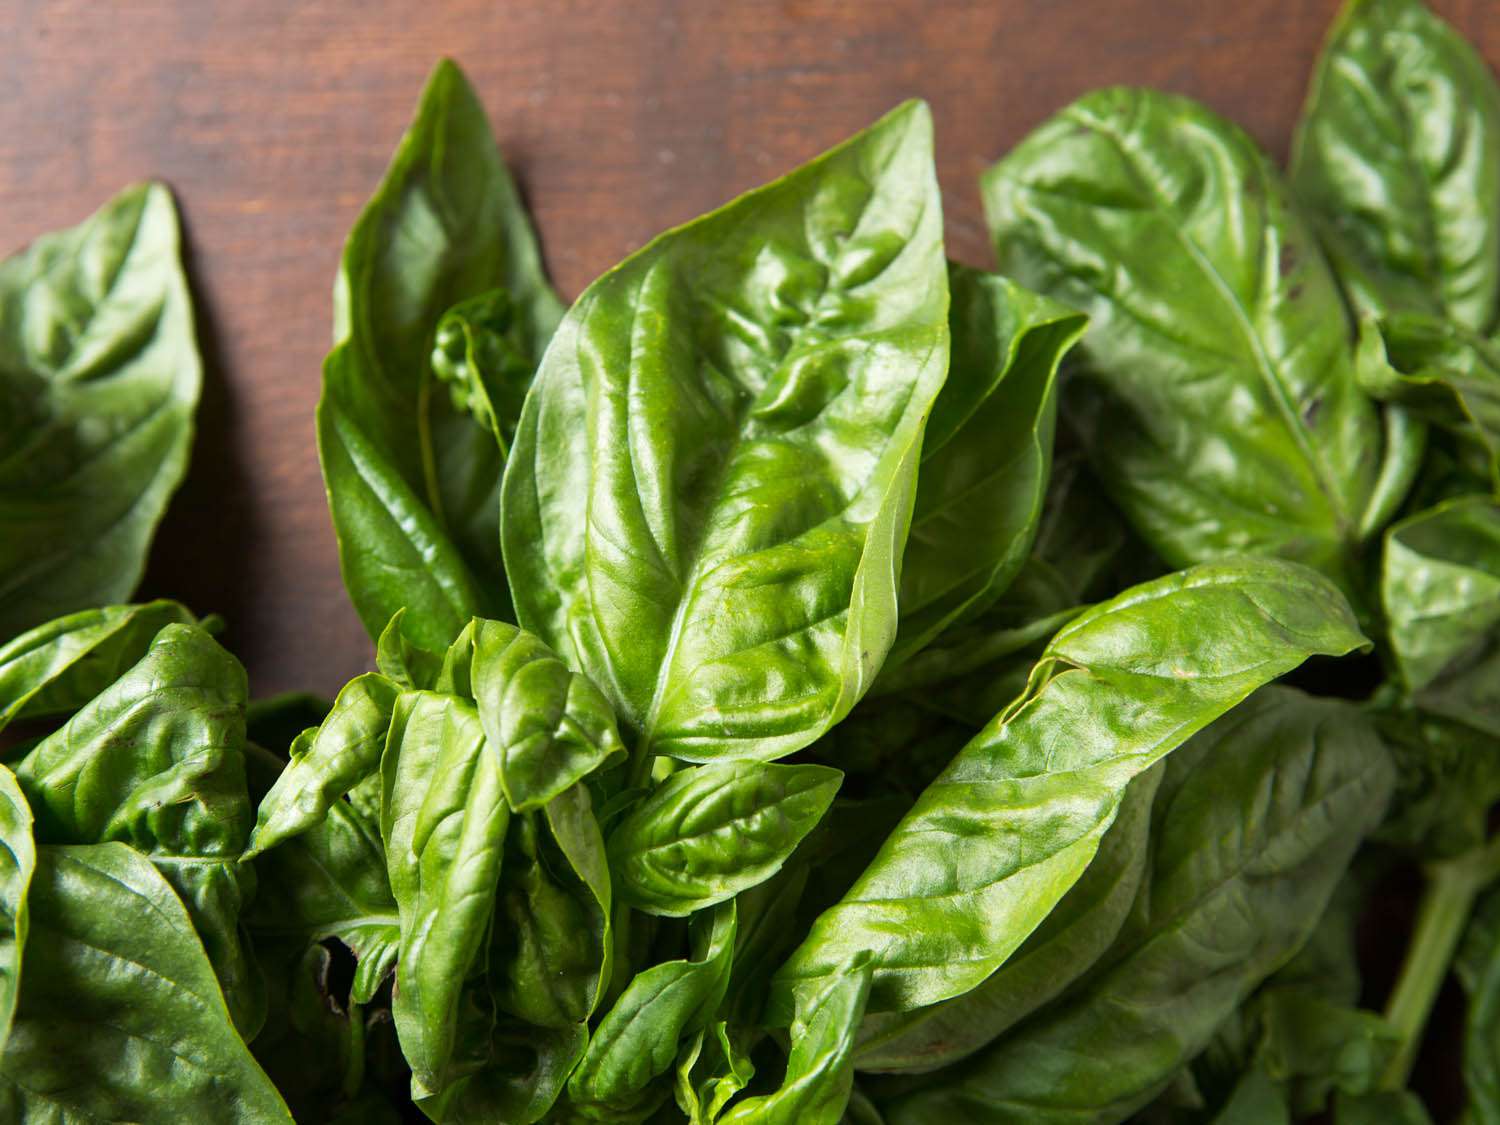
1334, 1090, 1435, 1124
770, 557, 1369, 1017
883, 687, 1393, 1124
0, 843, 291, 1121
246, 670, 400, 856
568, 902, 736, 1112
1459, 888, 1500, 1123
982, 87, 1386, 589
888, 265, 1084, 667
853, 762, 1164, 1073
1376, 708, 1500, 861
719, 952, 872, 1125
1293, 0, 1500, 329
1358, 311, 1500, 490
609, 761, 841, 917
674, 1022, 754, 1125
0, 184, 200, 642
462, 617, 626, 812
381, 689, 510, 1101
0, 600, 196, 733
1383, 497, 1500, 735
320, 59, 563, 652
0, 765, 31, 1055
13, 621, 260, 1033
501, 100, 948, 765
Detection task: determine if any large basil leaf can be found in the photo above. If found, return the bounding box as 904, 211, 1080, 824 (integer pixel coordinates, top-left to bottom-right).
320, 59, 564, 652
381, 689, 510, 1101
0, 600, 195, 732
243, 745, 399, 1007
719, 953, 872, 1125
0, 765, 31, 1055
770, 558, 1368, 1017
501, 100, 949, 766
854, 762, 1164, 1073
246, 671, 400, 856
568, 902, 736, 1114
1358, 311, 1500, 489
0, 843, 291, 1121
0, 183, 200, 642
453, 617, 626, 812
1382, 497, 1500, 735
888, 265, 1084, 667
13, 621, 260, 1032
1292, 0, 1500, 329
982, 87, 1386, 587
883, 687, 1393, 1124
609, 760, 841, 916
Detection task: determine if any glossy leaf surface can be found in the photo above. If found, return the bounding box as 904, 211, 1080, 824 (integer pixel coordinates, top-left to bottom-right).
609, 760, 841, 917
0, 766, 31, 1055
0, 183, 200, 641
885, 687, 1393, 1124
983, 87, 1384, 585
502, 100, 949, 764
320, 59, 564, 652
771, 558, 1368, 1016
1293, 0, 1500, 328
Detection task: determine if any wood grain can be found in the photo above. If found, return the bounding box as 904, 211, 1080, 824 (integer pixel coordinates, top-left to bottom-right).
2, 0, 1496, 700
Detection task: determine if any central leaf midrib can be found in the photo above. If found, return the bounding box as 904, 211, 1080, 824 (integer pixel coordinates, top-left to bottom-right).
1072, 106, 1356, 541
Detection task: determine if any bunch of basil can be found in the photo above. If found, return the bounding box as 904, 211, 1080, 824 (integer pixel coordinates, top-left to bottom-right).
3, 0, 1500, 1120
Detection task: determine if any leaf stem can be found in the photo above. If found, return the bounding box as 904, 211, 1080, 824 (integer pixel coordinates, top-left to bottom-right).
1382, 835, 1500, 1089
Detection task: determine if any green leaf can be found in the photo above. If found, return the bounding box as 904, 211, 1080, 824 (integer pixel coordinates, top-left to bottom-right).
568, 902, 737, 1111
0, 601, 196, 733
674, 1022, 755, 1125
380, 689, 510, 1101
245, 670, 400, 856
1292, 0, 1500, 329
13, 621, 260, 1032
853, 762, 1164, 1073
431, 287, 537, 453
1376, 708, 1500, 861
1358, 311, 1500, 490
883, 687, 1394, 1124
610, 761, 841, 917
462, 617, 626, 811
1334, 1090, 1435, 1124
0, 183, 200, 642
770, 558, 1369, 1017
0, 765, 32, 1055
0, 843, 291, 1122
320, 59, 564, 652
501, 100, 949, 765
1382, 497, 1500, 735
242, 745, 399, 1007
982, 87, 1386, 589
888, 265, 1084, 666
720, 952, 873, 1125
1460, 888, 1500, 1124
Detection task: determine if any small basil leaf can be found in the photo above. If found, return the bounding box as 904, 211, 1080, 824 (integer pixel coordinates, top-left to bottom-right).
770, 557, 1369, 1017
375, 607, 443, 690
854, 762, 1164, 1073
610, 761, 841, 917
502, 100, 949, 765
245, 671, 400, 856
673, 1022, 755, 1125
466, 618, 626, 812
719, 952, 873, 1125
380, 689, 510, 1101
883, 687, 1393, 1124
1383, 497, 1500, 735
888, 266, 1084, 667
1358, 311, 1500, 490
13, 621, 260, 1033
320, 59, 564, 652
1293, 0, 1500, 329
1376, 708, 1500, 861
0, 765, 32, 1055
568, 902, 736, 1112
431, 287, 535, 453
0, 843, 292, 1121
427, 1022, 588, 1125
0, 184, 200, 641
0, 600, 195, 732
983, 87, 1385, 592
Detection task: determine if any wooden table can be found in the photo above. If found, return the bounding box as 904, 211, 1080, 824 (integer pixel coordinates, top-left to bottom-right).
3, 0, 1496, 699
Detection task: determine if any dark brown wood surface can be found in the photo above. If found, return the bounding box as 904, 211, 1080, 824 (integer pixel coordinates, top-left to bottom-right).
3, 0, 1497, 699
